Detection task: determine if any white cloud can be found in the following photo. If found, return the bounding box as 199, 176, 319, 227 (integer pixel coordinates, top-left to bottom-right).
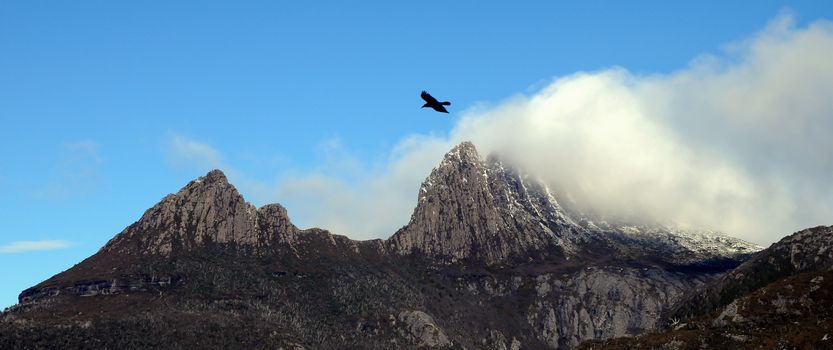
0, 240, 73, 253
438, 14, 833, 244
166, 14, 833, 245
266, 136, 452, 238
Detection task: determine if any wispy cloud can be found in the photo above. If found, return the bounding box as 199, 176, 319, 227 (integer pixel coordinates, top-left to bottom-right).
266, 135, 451, 239
0, 240, 73, 253
165, 133, 224, 171
34, 140, 104, 200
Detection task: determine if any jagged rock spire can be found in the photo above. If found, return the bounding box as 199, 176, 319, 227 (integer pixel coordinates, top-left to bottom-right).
103, 169, 295, 256
390, 141, 577, 264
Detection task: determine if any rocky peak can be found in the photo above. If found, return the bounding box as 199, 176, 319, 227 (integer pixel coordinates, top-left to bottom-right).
103, 170, 265, 255
202, 168, 229, 184
390, 142, 576, 264
417, 141, 489, 202
436, 141, 481, 170
257, 203, 298, 243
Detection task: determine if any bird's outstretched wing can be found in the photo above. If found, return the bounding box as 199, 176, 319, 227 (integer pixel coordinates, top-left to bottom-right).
421, 91, 440, 104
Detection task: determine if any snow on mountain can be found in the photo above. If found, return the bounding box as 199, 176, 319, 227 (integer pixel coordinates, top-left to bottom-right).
392, 141, 761, 266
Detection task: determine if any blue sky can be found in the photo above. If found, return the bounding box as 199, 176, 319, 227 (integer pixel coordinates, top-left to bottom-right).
3, 1, 833, 309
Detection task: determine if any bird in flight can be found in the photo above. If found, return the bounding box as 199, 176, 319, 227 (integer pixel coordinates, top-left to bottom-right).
421, 91, 451, 113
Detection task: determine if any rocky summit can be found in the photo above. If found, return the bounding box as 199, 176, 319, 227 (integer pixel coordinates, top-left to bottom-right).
389, 141, 583, 265
6, 141, 824, 350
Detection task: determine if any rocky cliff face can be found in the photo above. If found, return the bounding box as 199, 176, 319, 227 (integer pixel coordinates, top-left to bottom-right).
389, 142, 584, 264
102, 170, 265, 255
455, 266, 709, 349
583, 225, 833, 349
2, 142, 773, 350
670, 225, 833, 321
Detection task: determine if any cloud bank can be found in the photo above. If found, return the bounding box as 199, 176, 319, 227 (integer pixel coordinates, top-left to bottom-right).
169, 15, 833, 245
449, 15, 833, 244
0, 240, 73, 254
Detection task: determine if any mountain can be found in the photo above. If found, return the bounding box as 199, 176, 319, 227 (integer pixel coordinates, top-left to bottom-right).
389, 142, 584, 265
2, 142, 765, 349
581, 225, 833, 349
389, 142, 758, 268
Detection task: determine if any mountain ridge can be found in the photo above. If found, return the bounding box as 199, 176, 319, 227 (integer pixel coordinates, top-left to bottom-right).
3, 141, 773, 349
80, 141, 757, 270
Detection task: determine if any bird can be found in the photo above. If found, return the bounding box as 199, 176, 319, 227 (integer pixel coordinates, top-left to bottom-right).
420, 91, 451, 113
